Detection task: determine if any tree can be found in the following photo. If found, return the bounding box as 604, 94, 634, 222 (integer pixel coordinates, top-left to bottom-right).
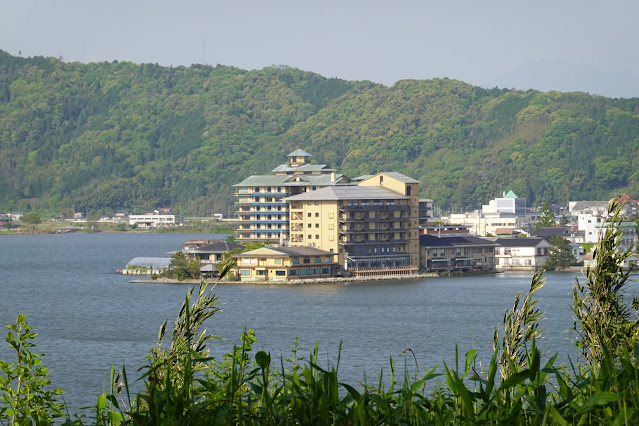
534, 202, 556, 230
544, 236, 576, 270
21, 212, 41, 226
164, 251, 200, 281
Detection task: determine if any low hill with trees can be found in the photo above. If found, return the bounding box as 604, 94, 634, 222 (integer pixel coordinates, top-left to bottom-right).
1, 50, 638, 216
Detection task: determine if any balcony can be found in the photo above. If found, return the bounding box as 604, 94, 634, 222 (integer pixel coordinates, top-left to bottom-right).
341, 238, 409, 245
339, 216, 410, 223
340, 204, 409, 211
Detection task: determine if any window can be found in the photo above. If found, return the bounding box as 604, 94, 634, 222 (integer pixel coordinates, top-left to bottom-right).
315, 235, 319, 239
329, 235, 335, 241
328, 224, 334, 230
308, 223, 312, 228
314, 257, 321, 263
440, 248, 446, 256
308, 213, 311, 217
256, 270, 266, 276
315, 212, 319, 217
328, 213, 334, 219
464, 248, 470, 255
325, 257, 332, 263
274, 258, 282, 264
303, 258, 311, 264
275, 270, 286, 276
307, 235, 312, 240
292, 258, 299, 264
315, 223, 319, 228
240, 270, 251, 276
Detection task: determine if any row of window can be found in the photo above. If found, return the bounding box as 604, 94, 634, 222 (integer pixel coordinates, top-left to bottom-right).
289, 268, 331, 276
431, 247, 494, 257
291, 257, 332, 264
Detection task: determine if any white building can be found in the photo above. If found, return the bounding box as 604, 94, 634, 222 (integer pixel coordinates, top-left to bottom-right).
482, 190, 527, 215
495, 238, 550, 270
448, 211, 519, 237
129, 214, 185, 228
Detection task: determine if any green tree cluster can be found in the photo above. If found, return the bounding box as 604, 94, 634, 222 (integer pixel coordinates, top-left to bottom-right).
1, 50, 639, 216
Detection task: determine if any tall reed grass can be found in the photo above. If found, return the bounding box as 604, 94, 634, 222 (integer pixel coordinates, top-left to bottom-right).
1, 199, 638, 424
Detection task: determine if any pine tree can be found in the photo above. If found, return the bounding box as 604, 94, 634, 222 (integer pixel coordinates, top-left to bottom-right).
545, 236, 576, 270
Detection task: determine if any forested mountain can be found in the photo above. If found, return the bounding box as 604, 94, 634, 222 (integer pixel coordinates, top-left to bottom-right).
1, 50, 638, 216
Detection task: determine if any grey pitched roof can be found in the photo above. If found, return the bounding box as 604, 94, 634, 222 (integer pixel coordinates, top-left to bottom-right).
235, 246, 333, 257
419, 235, 498, 248
233, 174, 345, 187
496, 238, 547, 247
286, 185, 409, 201
271, 164, 336, 173
570, 201, 609, 212
287, 149, 312, 157
376, 172, 420, 184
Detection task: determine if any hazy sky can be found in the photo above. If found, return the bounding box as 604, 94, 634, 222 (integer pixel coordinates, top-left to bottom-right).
2, 0, 638, 98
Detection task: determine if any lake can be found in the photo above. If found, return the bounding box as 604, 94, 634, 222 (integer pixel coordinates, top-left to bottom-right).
0, 232, 630, 415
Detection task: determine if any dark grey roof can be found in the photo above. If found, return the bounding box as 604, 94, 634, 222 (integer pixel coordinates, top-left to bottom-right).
419, 235, 498, 248
286, 185, 409, 201
496, 238, 547, 247
193, 242, 244, 253
531, 227, 570, 238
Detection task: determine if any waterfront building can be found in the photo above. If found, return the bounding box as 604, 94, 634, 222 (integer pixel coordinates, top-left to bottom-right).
419, 235, 497, 273
494, 238, 549, 270
234, 246, 337, 281
128, 214, 185, 228
285, 172, 420, 276
233, 149, 349, 242
183, 241, 244, 265
595, 221, 638, 252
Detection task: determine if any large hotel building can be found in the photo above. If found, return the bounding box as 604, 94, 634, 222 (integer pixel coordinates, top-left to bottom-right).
234, 150, 420, 276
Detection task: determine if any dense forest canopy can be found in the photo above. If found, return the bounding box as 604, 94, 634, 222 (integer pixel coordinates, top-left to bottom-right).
1, 50, 638, 216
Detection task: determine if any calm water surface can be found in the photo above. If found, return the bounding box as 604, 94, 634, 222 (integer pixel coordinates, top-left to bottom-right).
1, 233, 634, 414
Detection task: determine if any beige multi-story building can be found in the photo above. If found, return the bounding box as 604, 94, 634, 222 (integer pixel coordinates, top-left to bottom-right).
234, 246, 337, 281
286, 172, 420, 276
233, 149, 348, 242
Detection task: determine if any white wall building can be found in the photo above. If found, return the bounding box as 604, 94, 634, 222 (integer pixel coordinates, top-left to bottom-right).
448, 211, 519, 237
129, 214, 185, 228
482, 190, 527, 215
495, 238, 550, 270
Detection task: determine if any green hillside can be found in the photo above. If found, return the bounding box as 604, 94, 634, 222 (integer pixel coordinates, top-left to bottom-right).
1, 50, 638, 216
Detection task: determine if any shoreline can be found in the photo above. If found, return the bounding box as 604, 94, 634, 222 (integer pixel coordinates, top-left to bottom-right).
130, 273, 439, 285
